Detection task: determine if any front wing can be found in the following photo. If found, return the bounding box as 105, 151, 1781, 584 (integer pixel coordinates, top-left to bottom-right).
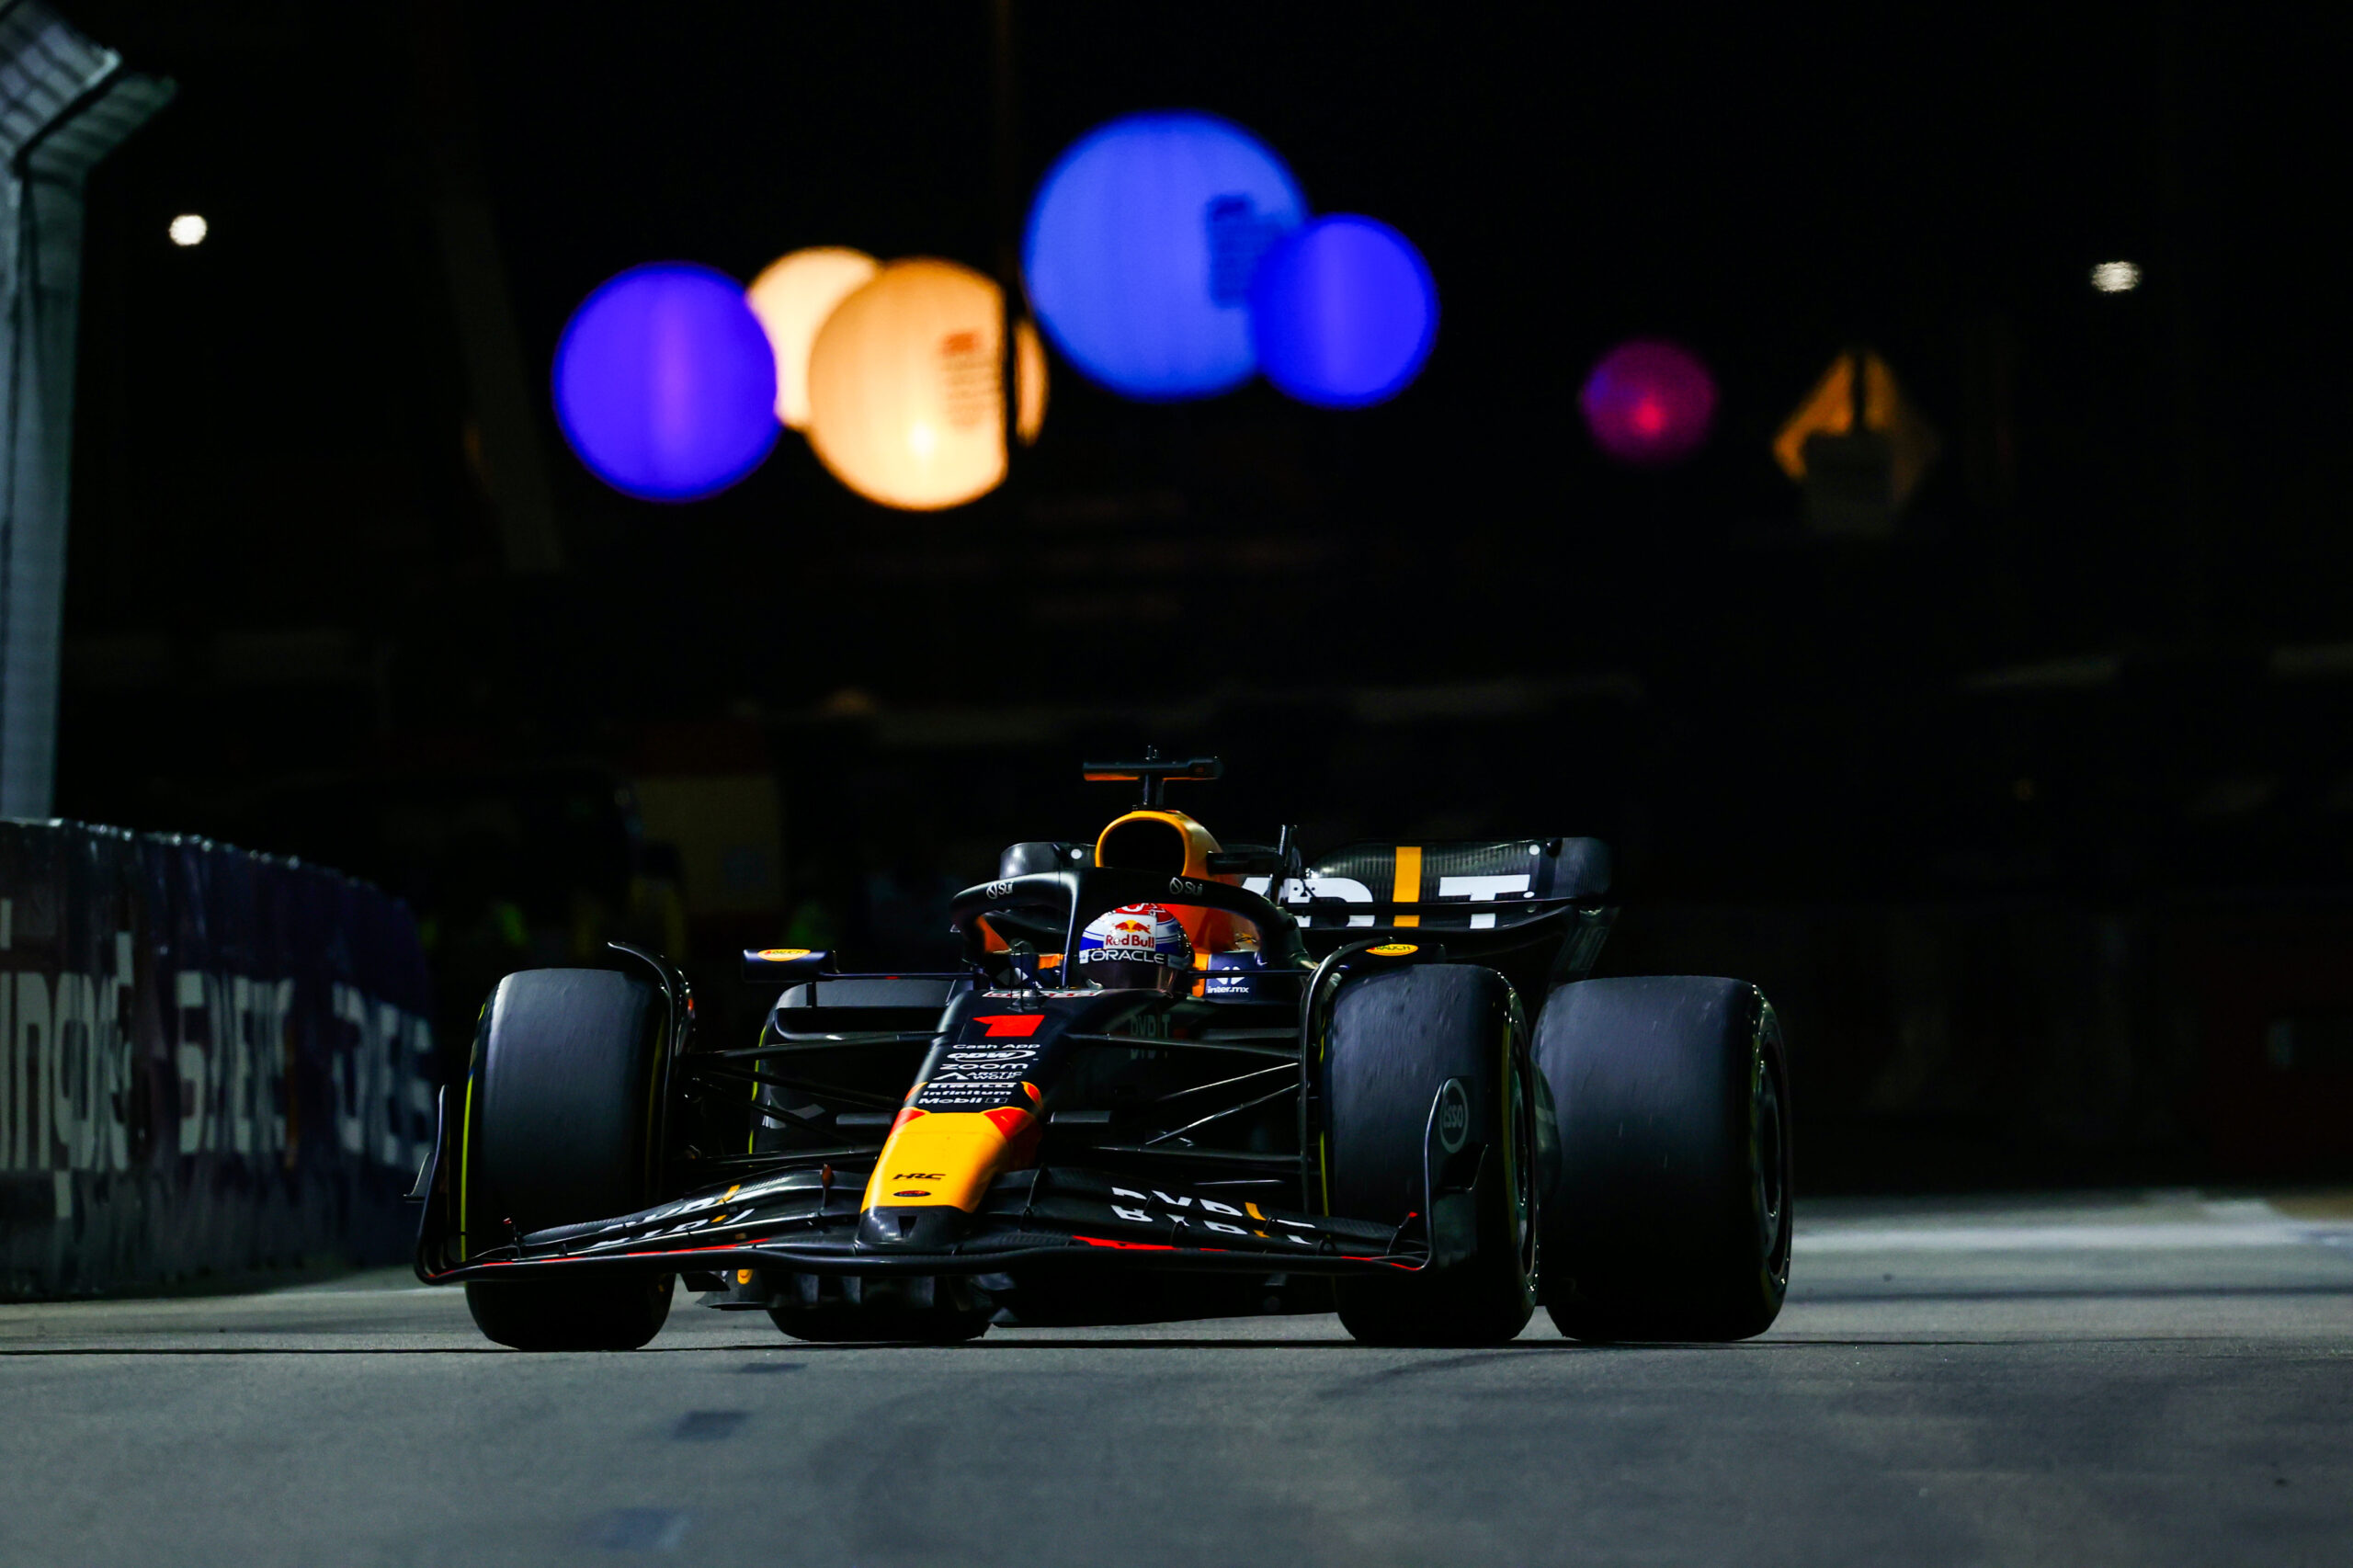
417, 1165, 1425, 1285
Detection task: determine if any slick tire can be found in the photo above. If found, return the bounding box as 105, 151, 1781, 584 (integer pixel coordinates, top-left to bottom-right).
460, 968, 675, 1351
767, 1273, 991, 1344
1324, 964, 1539, 1346
1533, 977, 1791, 1343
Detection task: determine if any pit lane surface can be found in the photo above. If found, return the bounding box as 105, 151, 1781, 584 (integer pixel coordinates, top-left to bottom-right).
2, 1192, 2347, 1567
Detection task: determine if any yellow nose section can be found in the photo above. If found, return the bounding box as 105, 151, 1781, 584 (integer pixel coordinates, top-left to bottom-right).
861, 1101, 1040, 1212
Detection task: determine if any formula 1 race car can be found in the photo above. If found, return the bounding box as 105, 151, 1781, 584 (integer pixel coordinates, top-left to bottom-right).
412, 754, 1791, 1348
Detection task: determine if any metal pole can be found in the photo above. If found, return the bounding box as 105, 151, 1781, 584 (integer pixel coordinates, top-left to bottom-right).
0, 5, 171, 818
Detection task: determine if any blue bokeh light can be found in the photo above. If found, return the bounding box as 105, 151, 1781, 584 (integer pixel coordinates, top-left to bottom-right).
1023, 111, 1305, 402
552, 262, 779, 502
1248, 215, 1438, 409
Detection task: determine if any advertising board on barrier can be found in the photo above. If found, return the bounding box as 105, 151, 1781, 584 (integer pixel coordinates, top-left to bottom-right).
0, 822, 434, 1298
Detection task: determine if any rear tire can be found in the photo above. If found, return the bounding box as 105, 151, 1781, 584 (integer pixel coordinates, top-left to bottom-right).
460, 968, 676, 1351
1324, 965, 1538, 1346
767, 1273, 992, 1344
1533, 976, 1791, 1342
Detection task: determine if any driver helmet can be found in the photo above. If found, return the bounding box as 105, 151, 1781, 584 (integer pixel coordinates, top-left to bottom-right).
1075, 903, 1194, 992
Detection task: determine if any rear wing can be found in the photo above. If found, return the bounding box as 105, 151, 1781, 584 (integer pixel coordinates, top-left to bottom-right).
1243, 836, 1611, 935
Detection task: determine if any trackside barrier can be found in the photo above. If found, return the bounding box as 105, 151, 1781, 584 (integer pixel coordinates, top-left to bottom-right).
0, 821, 434, 1298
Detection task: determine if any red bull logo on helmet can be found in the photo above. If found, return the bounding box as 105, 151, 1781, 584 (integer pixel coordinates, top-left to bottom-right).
1077, 903, 1192, 971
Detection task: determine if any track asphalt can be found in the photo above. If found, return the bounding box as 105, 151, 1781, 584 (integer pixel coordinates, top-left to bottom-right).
2, 1191, 2347, 1567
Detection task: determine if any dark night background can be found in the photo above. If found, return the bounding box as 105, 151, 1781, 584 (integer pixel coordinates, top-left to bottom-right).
40, 2, 2353, 1187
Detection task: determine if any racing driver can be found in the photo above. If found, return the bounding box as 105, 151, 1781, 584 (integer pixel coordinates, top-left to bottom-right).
1074, 903, 1194, 993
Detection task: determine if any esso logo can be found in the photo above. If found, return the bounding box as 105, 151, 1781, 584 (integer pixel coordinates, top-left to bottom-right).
1436, 1080, 1472, 1153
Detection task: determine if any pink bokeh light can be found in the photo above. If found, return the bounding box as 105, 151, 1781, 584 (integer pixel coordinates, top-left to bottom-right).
1579, 339, 1717, 465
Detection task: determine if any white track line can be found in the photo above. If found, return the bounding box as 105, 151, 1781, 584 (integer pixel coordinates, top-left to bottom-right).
1795, 1222, 2353, 1253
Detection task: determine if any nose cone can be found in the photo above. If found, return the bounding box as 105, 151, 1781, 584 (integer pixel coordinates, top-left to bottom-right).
857, 1206, 972, 1251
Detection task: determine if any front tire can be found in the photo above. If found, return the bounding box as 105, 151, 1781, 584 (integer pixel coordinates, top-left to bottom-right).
1324, 965, 1538, 1346
1533, 976, 1791, 1342
460, 968, 676, 1351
